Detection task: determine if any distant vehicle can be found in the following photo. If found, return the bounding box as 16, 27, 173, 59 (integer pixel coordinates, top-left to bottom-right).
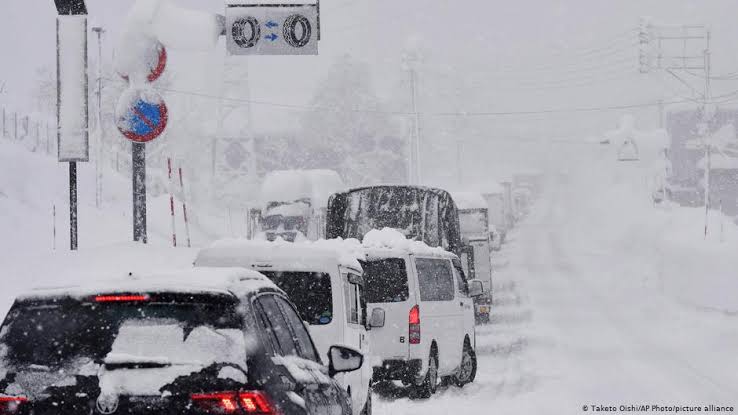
326, 185, 464, 256
452, 192, 494, 324
361, 241, 483, 399
0, 268, 363, 415
194, 240, 380, 415
257, 169, 345, 242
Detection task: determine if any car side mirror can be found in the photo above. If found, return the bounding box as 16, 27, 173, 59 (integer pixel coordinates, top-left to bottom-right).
468, 279, 484, 298
327, 345, 364, 377
368, 308, 385, 329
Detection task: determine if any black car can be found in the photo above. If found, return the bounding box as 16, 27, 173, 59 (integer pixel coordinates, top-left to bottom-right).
0, 268, 363, 415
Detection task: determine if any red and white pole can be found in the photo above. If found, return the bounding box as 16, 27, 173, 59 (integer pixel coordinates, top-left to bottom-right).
167, 157, 177, 247
178, 166, 192, 248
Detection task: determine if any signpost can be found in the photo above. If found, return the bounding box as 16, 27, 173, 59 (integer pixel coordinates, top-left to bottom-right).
225, 4, 319, 55
115, 36, 169, 243
54, 0, 89, 251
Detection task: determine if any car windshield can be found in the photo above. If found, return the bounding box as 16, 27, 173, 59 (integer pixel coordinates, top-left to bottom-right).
0, 293, 243, 369
259, 272, 333, 325
360, 258, 409, 303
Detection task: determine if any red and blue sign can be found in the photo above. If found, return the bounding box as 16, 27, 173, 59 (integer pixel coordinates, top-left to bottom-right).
116, 90, 168, 143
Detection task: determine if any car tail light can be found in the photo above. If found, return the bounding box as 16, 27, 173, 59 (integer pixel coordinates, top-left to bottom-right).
409, 305, 421, 344
191, 391, 274, 414
0, 396, 29, 414
94, 294, 149, 303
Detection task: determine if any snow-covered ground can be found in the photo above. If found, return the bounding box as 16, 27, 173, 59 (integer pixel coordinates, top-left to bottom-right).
2, 137, 738, 412
375, 143, 738, 413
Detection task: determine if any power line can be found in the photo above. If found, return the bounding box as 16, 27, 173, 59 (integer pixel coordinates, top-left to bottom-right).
157, 85, 698, 117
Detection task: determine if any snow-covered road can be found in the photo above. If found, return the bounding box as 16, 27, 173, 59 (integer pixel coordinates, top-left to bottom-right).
376, 146, 738, 413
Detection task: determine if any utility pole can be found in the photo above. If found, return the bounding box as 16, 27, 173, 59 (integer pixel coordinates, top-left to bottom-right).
701, 33, 712, 238
403, 47, 423, 185
92, 26, 104, 209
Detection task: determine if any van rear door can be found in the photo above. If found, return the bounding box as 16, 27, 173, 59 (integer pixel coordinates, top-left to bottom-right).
362, 256, 413, 361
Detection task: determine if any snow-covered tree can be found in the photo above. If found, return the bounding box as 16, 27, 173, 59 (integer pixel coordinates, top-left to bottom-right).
298, 55, 406, 185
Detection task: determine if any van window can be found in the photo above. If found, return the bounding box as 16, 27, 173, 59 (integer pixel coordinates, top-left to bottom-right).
343, 277, 360, 325
361, 258, 409, 303
260, 272, 333, 325
415, 258, 455, 301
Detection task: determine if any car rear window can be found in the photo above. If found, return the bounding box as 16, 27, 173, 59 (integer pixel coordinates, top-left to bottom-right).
0, 293, 242, 369
259, 272, 333, 325
416, 258, 455, 301
361, 258, 409, 303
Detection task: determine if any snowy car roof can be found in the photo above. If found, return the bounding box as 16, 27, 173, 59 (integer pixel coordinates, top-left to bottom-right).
18, 267, 279, 302
196, 238, 364, 272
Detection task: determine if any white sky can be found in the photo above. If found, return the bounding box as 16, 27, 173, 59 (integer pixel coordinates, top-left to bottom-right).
3, 0, 738, 180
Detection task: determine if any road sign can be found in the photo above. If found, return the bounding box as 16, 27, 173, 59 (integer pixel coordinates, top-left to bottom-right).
115, 88, 168, 143
225, 4, 319, 55
57, 14, 89, 162
118, 40, 167, 83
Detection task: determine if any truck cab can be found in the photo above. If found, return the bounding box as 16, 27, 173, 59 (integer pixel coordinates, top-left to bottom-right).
257, 170, 344, 241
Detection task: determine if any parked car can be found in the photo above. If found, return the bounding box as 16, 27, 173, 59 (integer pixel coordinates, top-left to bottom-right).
194, 240, 380, 415
0, 268, 364, 415
361, 241, 483, 399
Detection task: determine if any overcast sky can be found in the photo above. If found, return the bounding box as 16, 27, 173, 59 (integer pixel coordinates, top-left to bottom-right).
3, 0, 738, 180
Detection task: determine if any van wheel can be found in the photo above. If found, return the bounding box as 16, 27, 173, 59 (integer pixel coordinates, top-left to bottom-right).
409, 351, 438, 399
360, 387, 372, 415
453, 340, 477, 387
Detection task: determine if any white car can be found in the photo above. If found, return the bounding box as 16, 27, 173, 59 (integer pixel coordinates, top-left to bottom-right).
362, 246, 483, 399
194, 240, 379, 415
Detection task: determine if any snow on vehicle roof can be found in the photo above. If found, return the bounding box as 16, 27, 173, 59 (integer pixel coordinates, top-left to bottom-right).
260, 169, 344, 209
451, 191, 488, 210
361, 228, 451, 257
19, 267, 278, 302
197, 237, 364, 271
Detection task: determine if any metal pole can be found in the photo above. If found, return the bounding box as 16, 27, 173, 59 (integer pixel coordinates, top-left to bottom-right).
132, 142, 147, 243
178, 166, 192, 248
69, 162, 78, 250
167, 157, 177, 247
92, 26, 104, 209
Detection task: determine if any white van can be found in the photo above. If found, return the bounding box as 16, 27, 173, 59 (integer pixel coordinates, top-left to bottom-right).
362, 245, 483, 399
194, 240, 379, 415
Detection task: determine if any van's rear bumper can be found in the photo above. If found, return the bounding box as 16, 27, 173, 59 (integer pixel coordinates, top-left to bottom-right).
373, 359, 423, 383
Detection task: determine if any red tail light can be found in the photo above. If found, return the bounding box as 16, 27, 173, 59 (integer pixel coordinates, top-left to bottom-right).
191, 391, 274, 414
0, 396, 29, 414
94, 294, 149, 303
409, 305, 421, 344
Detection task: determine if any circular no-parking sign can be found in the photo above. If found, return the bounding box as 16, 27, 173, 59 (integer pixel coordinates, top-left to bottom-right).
115, 88, 168, 143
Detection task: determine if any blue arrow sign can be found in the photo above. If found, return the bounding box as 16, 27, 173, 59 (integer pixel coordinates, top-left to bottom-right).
265, 33, 278, 42
265, 20, 279, 28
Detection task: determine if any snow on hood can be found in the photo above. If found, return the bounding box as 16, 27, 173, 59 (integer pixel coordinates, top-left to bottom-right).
99, 323, 247, 397
361, 228, 449, 256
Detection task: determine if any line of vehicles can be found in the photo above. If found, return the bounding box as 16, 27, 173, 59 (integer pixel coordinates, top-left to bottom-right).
0, 170, 540, 415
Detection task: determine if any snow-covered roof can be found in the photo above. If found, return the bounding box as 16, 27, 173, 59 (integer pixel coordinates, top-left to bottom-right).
361, 228, 451, 257
452, 191, 487, 210
20, 267, 278, 302
259, 169, 344, 209
197, 237, 364, 271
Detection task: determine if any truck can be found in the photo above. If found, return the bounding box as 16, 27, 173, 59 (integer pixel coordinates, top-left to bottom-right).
256, 169, 345, 241
452, 192, 494, 324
